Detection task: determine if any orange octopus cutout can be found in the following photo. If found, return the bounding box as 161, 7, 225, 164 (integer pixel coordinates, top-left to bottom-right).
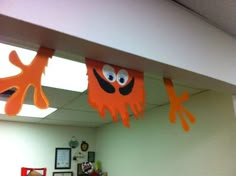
86, 58, 145, 128
163, 77, 196, 132
0, 47, 54, 116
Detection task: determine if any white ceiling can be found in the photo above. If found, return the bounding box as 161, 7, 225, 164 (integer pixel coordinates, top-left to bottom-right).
0, 72, 205, 127
173, 0, 236, 37
2, 0, 233, 128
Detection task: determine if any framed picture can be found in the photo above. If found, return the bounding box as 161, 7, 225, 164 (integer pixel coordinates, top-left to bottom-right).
77, 164, 87, 176
87, 151, 95, 163
55, 148, 71, 169
53, 171, 73, 176
77, 163, 83, 176
81, 141, 89, 152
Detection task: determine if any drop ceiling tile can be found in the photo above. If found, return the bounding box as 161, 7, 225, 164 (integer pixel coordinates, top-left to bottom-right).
45, 109, 111, 123
144, 76, 204, 105
23, 86, 80, 108
145, 103, 158, 112
0, 114, 42, 123
39, 118, 105, 127
144, 76, 168, 105
0, 73, 204, 128
44, 88, 82, 108
174, 0, 236, 36
63, 93, 96, 111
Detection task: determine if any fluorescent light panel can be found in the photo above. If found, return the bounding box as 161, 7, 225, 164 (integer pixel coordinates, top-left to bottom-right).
0, 100, 57, 118
0, 43, 88, 92
0, 42, 87, 117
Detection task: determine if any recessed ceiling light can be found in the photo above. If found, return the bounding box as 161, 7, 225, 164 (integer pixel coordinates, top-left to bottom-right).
0, 100, 57, 118
0, 43, 88, 92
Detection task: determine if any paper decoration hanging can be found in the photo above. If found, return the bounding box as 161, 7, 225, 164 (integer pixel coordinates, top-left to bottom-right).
0, 47, 54, 115
86, 58, 145, 128
163, 77, 195, 131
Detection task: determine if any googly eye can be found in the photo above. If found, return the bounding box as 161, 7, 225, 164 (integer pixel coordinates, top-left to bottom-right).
117, 69, 129, 86
102, 64, 116, 82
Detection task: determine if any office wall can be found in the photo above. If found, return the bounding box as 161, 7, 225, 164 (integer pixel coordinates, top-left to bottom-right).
96, 91, 236, 176
0, 122, 96, 176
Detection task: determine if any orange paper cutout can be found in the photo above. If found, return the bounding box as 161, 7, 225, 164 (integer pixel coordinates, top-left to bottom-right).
0, 47, 54, 116
163, 77, 195, 131
86, 58, 145, 128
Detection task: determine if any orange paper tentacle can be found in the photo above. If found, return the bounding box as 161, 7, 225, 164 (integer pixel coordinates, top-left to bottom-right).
130, 104, 139, 119
180, 91, 189, 102
163, 77, 196, 131
136, 102, 144, 117
182, 106, 196, 123
110, 112, 118, 123
119, 107, 131, 128
5, 86, 28, 115
92, 100, 106, 119
9, 51, 26, 69
33, 83, 49, 109
178, 110, 190, 131
169, 108, 177, 123
0, 77, 17, 93
0, 47, 54, 116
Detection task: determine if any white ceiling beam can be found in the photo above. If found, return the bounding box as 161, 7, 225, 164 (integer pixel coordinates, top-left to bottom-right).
1, 0, 236, 93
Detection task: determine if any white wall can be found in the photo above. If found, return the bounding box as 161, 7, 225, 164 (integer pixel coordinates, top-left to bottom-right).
0, 88, 235, 176
95, 91, 236, 176
0, 122, 96, 176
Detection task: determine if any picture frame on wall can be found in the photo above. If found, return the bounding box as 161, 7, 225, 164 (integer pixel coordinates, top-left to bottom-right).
77, 163, 87, 176
55, 148, 71, 169
87, 151, 95, 163
53, 171, 73, 176
77, 163, 83, 176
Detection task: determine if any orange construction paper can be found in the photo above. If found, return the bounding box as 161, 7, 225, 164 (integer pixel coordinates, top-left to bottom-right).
0, 47, 54, 116
86, 58, 145, 128
163, 77, 195, 131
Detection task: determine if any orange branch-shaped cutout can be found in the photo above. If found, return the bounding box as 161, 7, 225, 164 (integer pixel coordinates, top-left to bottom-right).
163, 77, 195, 131
0, 47, 54, 116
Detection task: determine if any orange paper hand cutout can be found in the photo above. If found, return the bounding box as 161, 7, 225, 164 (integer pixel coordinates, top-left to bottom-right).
0, 47, 54, 116
163, 78, 195, 131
